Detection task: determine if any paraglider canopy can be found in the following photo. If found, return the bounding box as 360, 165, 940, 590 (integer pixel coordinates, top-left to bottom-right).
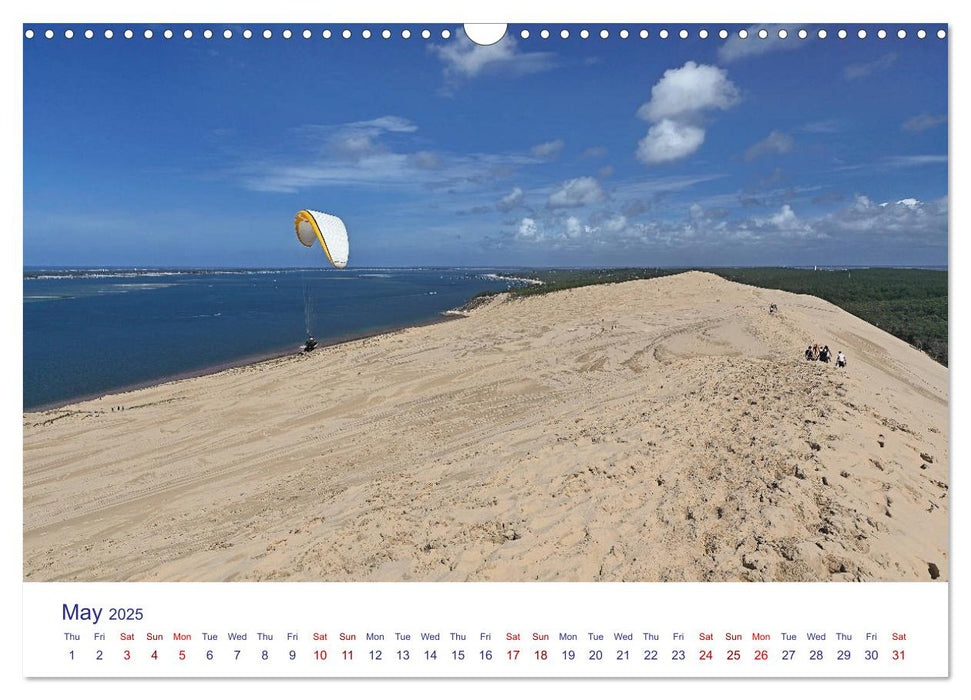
295, 210, 349, 269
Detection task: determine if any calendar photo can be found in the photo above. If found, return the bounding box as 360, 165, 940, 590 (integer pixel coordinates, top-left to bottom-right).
23, 22, 947, 595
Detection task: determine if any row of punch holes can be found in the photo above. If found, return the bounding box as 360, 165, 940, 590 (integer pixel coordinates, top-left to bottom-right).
24, 26, 947, 41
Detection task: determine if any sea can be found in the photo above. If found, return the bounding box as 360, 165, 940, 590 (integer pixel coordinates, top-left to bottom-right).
23, 268, 521, 410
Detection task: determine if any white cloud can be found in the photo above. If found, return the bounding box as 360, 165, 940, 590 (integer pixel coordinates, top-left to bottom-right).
835, 154, 948, 174
502, 193, 946, 256
238, 148, 539, 194
345, 116, 418, 133
530, 139, 565, 159
844, 53, 897, 80
611, 174, 727, 200
635, 62, 739, 166
429, 35, 556, 85
564, 216, 584, 239
822, 195, 946, 237
902, 114, 947, 132
330, 132, 380, 159
636, 119, 706, 164
230, 116, 558, 193
295, 116, 420, 162
513, 213, 607, 244
238, 154, 413, 193
636, 62, 740, 122
756, 204, 813, 237
496, 187, 525, 212
548, 176, 605, 208
746, 197, 945, 243
744, 131, 794, 161
718, 24, 810, 63
517, 217, 540, 241
602, 214, 628, 233
880, 155, 948, 168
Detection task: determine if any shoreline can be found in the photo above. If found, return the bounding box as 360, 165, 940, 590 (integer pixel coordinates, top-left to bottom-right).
25, 311, 465, 414
479, 272, 545, 286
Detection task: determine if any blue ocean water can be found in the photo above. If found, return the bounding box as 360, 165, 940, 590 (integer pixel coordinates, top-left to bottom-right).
23, 268, 516, 410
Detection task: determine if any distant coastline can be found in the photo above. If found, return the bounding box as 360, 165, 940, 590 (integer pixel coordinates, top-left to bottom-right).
23, 263, 949, 278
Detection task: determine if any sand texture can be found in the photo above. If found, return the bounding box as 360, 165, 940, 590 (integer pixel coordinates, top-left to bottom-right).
23, 272, 948, 582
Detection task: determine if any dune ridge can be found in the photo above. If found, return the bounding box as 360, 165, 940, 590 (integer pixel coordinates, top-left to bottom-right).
23, 271, 948, 582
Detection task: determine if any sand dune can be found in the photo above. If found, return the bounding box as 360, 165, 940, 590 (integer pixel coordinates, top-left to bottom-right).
23, 272, 948, 582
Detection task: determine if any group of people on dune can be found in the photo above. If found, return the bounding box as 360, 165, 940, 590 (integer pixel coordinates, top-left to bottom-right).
767, 303, 847, 368
806, 343, 846, 368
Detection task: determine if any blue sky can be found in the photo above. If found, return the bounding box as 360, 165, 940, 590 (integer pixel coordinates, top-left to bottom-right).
24, 24, 948, 267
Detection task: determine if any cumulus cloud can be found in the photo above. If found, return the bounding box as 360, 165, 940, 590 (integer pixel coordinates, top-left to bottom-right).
745, 197, 946, 244
513, 214, 602, 244
502, 193, 945, 257
636, 62, 740, 122
820, 195, 946, 238
902, 114, 947, 132
517, 217, 540, 241
718, 24, 810, 63
602, 214, 628, 233
744, 131, 794, 161
564, 216, 584, 239
548, 176, 605, 208
844, 53, 897, 80
739, 197, 945, 244
496, 187, 525, 212
530, 139, 565, 159
635, 62, 739, 165
756, 204, 813, 237
637, 120, 706, 164
429, 35, 556, 87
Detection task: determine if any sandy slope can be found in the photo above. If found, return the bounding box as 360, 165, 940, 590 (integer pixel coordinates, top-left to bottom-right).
23, 272, 948, 582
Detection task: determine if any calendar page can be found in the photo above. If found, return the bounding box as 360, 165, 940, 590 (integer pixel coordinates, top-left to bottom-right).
14, 0, 957, 693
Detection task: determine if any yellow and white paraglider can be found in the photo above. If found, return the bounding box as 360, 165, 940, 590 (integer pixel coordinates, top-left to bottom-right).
295, 209, 349, 269
296, 209, 349, 352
